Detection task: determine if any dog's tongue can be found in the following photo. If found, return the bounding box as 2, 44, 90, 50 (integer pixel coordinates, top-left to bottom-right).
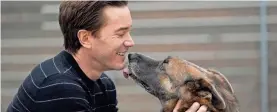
122, 68, 129, 79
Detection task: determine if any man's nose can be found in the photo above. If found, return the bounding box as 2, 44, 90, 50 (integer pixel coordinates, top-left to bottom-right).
124, 35, 135, 47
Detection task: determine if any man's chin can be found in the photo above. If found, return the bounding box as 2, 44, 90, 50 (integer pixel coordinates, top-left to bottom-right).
108, 63, 126, 71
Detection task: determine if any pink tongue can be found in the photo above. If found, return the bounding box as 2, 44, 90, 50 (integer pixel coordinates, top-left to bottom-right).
122, 68, 129, 79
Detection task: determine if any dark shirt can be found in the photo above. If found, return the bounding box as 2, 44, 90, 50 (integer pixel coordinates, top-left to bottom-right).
7, 50, 118, 112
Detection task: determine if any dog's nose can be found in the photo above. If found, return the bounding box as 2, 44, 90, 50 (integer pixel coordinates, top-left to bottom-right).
128, 53, 137, 60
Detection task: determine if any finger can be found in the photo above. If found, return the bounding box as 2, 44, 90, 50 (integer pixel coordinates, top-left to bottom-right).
173, 100, 182, 112
197, 105, 208, 112
186, 102, 200, 112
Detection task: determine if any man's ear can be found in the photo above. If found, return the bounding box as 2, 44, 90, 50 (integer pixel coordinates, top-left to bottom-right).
199, 78, 226, 110
77, 29, 92, 48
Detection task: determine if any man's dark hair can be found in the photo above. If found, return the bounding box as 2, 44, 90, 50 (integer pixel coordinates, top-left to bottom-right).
59, 1, 128, 54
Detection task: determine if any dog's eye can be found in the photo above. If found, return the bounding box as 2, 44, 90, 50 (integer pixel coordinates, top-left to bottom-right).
163, 58, 169, 64
163, 56, 172, 64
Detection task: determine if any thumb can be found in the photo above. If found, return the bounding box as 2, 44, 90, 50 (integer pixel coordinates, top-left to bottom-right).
173, 100, 182, 112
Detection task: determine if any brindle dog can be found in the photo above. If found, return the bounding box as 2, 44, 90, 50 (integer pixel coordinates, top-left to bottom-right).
123, 53, 239, 112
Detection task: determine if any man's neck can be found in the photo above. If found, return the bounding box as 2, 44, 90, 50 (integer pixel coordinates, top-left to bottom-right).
69, 49, 104, 80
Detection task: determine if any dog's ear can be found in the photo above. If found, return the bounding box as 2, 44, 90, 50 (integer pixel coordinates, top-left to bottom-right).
207, 68, 234, 94
199, 78, 226, 109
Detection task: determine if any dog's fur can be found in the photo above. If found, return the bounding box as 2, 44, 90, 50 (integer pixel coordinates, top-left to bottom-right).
126, 53, 239, 112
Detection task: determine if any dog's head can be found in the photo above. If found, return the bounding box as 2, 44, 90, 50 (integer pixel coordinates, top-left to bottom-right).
124, 53, 238, 112
123, 53, 176, 99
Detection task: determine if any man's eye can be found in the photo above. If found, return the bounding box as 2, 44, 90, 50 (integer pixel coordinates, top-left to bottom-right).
118, 34, 124, 37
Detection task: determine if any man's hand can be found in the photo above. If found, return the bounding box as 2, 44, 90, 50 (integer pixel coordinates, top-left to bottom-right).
173, 100, 207, 112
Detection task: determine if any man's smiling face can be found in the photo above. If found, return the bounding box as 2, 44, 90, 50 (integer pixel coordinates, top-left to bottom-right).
89, 6, 134, 71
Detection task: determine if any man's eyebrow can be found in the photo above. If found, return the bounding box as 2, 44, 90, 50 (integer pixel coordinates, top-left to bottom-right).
115, 26, 131, 32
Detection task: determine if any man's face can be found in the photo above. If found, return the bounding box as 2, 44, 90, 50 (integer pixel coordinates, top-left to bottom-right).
90, 6, 134, 71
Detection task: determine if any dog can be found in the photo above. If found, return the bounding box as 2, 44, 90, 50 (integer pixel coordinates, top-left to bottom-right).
123, 53, 239, 112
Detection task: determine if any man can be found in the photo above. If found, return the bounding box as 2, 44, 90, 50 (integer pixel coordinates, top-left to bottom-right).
7, 1, 207, 112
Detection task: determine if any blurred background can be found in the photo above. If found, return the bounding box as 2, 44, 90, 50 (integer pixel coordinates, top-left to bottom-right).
1, 1, 277, 112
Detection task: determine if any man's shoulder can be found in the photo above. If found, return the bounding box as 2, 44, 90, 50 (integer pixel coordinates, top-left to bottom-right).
25, 54, 81, 93
15, 65, 85, 107
24, 67, 82, 93
29, 72, 86, 102
11, 73, 90, 112
29, 51, 73, 80
31, 57, 60, 77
